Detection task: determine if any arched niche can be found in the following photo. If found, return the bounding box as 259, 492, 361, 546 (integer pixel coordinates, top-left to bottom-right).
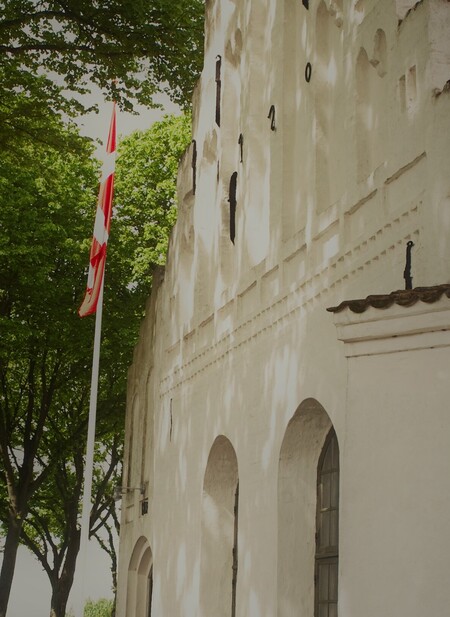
277, 399, 338, 617
200, 435, 239, 617
219, 15, 242, 280
315, 1, 344, 212
221, 20, 242, 175
241, 0, 270, 265
126, 537, 153, 617
356, 43, 386, 182
282, 0, 310, 239
372, 29, 387, 77
141, 368, 155, 489
125, 394, 140, 488
355, 47, 373, 182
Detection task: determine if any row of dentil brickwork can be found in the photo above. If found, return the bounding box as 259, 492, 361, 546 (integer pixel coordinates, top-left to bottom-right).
115, 1, 450, 616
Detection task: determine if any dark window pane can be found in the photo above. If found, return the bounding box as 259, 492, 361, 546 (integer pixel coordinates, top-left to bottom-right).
321, 473, 331, 510
319, 604, 329, 617
320, 511, 330, 548
329, 603, 337, 617
331, 438, 339, 469
330, 510, 339, 547
323, 441, 333, 471
318, 563, 329, 601
329, 562, 338, 602
331, 471, 339, 508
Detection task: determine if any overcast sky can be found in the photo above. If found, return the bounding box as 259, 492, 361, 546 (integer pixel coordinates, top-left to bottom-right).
3, 540, 112, 617
75, 91, 180, 153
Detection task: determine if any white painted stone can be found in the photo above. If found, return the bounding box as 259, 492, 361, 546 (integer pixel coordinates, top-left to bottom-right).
116, 1, 450, 616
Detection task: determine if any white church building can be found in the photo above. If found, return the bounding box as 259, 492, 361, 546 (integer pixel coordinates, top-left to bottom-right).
115, 0, 450, 615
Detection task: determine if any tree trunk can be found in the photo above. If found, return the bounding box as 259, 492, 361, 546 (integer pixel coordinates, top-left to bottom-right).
49, 581, 72, 617
0, 513, 23, 617
49, 529, 81, 617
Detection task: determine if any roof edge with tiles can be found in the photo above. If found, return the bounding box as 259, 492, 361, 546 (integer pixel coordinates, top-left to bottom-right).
327, 284, 450, 314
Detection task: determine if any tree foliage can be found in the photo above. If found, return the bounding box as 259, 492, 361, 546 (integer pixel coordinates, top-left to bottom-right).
0, 5, 199, 615
0, 0, 204, 107
66, 597, 114, 617
20, 432, 122, 617
0, 0, 204, 147
83, 598, 114, 617
113, 112, 192, 293
0, 115, 98, 617
0, 111, 192, 617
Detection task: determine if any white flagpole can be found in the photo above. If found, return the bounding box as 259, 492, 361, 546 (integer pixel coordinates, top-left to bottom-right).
77, 277, 105, 617
73, 101, 116, 617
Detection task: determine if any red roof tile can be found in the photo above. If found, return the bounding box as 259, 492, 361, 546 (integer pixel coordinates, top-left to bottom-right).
327, 284, 450, 314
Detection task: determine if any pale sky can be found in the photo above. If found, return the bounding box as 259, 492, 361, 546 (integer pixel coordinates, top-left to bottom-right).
4, 540, 113, 617
75, 92, 180, 153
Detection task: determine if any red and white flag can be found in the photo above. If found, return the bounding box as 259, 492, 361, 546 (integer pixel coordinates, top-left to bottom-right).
79, 104, 117, 317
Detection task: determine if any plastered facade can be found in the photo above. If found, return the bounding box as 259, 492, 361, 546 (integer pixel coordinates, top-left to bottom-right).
116, 1, 450, 616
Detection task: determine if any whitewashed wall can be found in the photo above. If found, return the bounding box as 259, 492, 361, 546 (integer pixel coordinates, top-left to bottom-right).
116, 0, 450, 615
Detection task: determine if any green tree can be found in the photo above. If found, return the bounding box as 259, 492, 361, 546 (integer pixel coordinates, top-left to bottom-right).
65, 597, 114, 617
83, 598, 114, 617
0, 0, 204, 148
20, 432, 122, 617
0, 117, 99, 617
0, 111, 192, 617
112, 112, 192, 295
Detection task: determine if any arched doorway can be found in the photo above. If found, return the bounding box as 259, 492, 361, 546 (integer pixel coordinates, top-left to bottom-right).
126, 537, 153, 617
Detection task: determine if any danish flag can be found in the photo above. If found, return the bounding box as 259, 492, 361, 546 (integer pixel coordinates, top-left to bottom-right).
79, 104, 116, 317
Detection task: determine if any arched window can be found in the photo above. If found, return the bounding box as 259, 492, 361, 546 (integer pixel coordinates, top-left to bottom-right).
315, 429, 339, 617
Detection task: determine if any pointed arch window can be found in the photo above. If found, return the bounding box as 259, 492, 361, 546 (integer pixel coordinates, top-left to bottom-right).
315, 428, 339, 617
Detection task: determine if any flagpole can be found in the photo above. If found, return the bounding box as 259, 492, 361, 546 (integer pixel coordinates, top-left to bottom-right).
75, 101, 116, 617
77, 277, 105, 617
